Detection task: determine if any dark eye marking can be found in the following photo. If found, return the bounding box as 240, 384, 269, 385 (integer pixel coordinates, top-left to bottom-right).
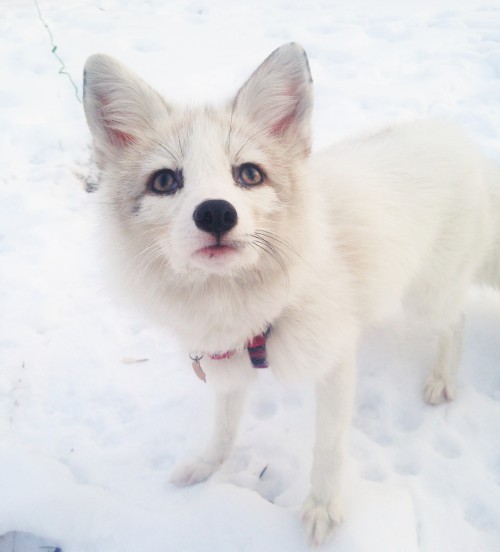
234, 163, 266, 188
147, 169, 183, 195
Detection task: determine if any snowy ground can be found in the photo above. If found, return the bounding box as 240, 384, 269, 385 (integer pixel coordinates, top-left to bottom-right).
1, 0, 500, 550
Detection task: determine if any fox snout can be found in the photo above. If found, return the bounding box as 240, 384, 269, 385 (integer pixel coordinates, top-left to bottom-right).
193, 199, 238, 238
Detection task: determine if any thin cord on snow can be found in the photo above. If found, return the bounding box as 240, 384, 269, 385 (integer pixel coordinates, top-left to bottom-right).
33, 0, 82, 104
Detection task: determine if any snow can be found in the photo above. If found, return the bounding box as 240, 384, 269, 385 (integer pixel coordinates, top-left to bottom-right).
1, 0, 500, 550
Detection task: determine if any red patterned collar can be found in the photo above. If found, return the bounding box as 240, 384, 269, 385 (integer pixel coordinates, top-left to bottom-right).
191, 326, 271, 382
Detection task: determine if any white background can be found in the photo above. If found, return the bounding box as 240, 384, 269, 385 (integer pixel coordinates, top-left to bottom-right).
1, 1, 499, 550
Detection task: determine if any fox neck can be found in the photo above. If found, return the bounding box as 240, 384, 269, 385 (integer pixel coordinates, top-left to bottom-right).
157, 254, 299, 352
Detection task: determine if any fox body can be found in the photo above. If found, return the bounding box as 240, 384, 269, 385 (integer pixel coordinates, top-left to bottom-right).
83, 43, 500, 545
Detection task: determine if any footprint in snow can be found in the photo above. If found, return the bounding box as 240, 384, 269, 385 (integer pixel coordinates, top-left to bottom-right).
251, 397, 278, 420
432, 434, 462, 459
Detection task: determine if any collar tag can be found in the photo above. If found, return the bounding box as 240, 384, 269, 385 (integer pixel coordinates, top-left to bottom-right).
189, 353, 206, 382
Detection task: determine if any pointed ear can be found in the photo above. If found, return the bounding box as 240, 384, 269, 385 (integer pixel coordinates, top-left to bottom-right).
83, 54, 168, 165
233, 43, 313, 155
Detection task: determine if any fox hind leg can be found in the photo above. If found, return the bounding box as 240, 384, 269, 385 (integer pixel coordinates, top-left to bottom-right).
424, 315, 464, 405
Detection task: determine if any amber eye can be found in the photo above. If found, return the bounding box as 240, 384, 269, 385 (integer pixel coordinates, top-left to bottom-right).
237, 163, 265, 187
149, 169, 183, 195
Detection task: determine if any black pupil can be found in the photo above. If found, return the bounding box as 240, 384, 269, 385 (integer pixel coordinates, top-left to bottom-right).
157, 171, 173, 190
244, 166, 259, 183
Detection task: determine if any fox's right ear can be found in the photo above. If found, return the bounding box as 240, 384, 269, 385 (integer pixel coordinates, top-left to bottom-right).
83, 54, 168, 165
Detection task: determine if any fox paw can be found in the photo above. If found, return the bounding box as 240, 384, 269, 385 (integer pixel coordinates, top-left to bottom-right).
169, 458, 221, 486
302, 495, 344, 547
424, 376, 455, 405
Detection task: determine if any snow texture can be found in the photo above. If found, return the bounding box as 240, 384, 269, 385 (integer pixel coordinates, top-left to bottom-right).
1, 0, 500, 550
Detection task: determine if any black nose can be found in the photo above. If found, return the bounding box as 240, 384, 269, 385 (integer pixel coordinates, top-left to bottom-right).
193, 199, 238, 236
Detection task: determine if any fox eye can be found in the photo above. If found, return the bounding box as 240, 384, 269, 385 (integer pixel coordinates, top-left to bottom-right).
236, 163, 265, 187
149, 169, 183, 195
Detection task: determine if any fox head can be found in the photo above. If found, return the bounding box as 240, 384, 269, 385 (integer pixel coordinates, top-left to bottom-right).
83, 44, 313, 285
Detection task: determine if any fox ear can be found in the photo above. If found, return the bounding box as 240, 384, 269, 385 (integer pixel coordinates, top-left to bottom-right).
234, 43, 313, 155
83, 54, 168, 165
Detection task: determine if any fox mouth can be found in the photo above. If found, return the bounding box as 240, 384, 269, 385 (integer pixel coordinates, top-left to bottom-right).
194, 243, 240, 259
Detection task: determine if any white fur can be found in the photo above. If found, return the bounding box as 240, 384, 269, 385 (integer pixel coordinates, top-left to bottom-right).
83, 43, 500, 546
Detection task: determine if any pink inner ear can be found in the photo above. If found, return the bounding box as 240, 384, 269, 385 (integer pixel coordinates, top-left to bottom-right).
269, 87, 299, 137
271, 110, 296, 136
98, 93, 136, 148
106, 128, 136, 148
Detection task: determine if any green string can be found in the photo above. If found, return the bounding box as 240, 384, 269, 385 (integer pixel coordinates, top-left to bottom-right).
33, 0, 83, 104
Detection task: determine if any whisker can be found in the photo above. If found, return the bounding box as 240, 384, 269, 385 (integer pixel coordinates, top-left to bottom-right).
153, 138, 180, 166
254, 230, 298, 254
252, 240, 282, 270
226, 99, 237, 155
253, 233, 295, 268
254, 235, 294, 264
233, 122, 275, 159
254, 229, 322, 277
246, 242, 266, 285
250, 235, 290, 290
122, 236, 170, 291
177, 133, 186, 157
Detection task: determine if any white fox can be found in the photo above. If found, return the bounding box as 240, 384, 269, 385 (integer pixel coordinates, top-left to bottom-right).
83, 43, 500, 545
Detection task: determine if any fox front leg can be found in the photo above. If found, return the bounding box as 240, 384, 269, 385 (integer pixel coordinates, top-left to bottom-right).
170, 356, 254, 486
302, 354, 356, 546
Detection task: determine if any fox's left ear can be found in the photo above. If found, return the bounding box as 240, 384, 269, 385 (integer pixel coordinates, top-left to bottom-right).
234, 43, 313, 156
